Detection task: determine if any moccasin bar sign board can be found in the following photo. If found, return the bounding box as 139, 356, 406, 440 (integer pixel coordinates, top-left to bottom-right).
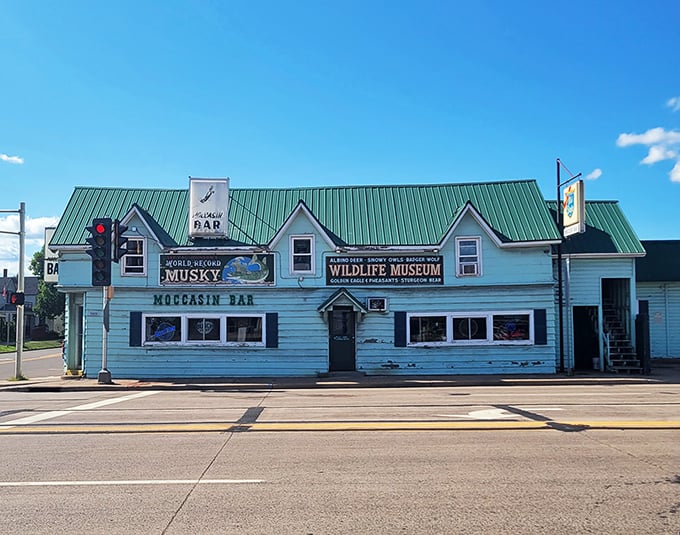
189, 177, 229, 238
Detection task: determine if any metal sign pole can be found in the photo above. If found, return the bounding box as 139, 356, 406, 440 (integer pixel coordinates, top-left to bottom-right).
556, 160, 582, 376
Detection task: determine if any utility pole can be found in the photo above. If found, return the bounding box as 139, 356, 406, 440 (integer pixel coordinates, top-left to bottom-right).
0, 202, 26, 379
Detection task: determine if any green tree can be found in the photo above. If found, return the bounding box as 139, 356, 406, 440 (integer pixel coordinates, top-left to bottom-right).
30, 250, 65, 320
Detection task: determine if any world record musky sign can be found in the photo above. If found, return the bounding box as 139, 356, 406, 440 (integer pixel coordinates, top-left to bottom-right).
326, 255, 443, 286
160, 254, 274, 285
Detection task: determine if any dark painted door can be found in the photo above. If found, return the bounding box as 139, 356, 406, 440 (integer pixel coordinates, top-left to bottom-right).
573, 306, 599, 370
329, 306, 356, 372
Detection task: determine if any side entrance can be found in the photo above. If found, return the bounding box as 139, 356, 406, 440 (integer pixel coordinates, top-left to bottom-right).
328, 306, 356, 372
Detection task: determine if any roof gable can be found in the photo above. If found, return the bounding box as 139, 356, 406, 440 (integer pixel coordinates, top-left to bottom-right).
440, 201, 507, 249
268, 200, 337, 250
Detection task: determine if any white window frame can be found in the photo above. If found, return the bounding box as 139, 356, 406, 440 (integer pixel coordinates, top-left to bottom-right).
455, 236, 482, 277
186, 315, 223, 344
407, 310, 533, 346
122, 237, 146, 276
290, 235, 315, 275
225, 314, 265, 345
142, 313, 266, 347
451, 313, 489, 344
406, 312, 450, 346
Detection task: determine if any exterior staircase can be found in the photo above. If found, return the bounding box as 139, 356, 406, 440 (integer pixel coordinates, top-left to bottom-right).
602, 302, 642, 374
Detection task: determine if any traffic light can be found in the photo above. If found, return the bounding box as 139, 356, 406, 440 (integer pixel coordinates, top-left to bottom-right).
9, 292, 24, 306
85, 218, 112, 286
112, 219, 129, 263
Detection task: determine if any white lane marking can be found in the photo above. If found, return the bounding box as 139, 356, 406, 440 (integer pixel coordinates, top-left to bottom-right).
0, 391, 159, 429
0, 479, 265, 487
436, 409, 516, 420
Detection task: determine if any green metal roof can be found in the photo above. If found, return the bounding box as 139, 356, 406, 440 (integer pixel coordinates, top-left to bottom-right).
51, 180, 561, 248
637, 240, 680, 281
546, 200, 645, 255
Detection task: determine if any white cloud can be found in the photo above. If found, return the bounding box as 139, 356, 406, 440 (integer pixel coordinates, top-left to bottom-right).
641, 145, 678, 165
585, 168, 602, 181
668, 96, 680, 112
0, 215, 60, 276
671, 161, 680, 183
0, 153, 24, 164
617, 125, 680, 183
616, 127, 680, 147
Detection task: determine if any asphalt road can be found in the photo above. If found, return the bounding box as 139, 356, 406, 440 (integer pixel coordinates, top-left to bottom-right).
0, 347, 63, 380
1, 382, 679, 534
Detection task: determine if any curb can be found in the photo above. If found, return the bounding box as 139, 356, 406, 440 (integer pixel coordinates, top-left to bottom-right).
1, 373, 673, 392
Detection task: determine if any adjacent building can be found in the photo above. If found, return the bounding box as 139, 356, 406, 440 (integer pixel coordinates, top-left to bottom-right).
636, 240, 680, 359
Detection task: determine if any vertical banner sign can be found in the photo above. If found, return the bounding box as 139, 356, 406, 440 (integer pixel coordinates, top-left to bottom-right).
44, 227, 59, 283
563, 179, 586, 237
189, 177, 229, 239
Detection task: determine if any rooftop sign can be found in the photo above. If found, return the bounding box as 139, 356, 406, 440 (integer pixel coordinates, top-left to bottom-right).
188, 177, 229, 239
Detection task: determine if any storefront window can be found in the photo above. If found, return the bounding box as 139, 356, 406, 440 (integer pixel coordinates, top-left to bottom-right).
409, 315, 447, 343
145, 316, 182, 343
492, 314, 530, 341
142, 314, 265, 346
406, 311, 533, 345
187, 317, 221, 342
227, 316, 263, 343
453, 317, 487, 341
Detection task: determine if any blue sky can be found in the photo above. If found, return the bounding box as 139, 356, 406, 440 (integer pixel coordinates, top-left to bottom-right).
1, 0, 679, 276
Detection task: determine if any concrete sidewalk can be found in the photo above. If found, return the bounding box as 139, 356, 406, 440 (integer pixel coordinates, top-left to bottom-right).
2, 359, 680, 392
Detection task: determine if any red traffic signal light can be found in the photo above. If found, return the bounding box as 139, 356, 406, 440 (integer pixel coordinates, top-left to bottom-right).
9, 292, 25, 306
86, 218, 112, 286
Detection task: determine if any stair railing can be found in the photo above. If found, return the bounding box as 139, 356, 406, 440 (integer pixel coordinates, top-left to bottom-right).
602, 331, 612, 371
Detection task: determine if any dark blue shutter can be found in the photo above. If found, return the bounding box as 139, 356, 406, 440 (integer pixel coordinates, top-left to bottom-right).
534, 309, 547, 345
129, 311, 142, 347
266, 313, 278, 348
394, 311, 407, 347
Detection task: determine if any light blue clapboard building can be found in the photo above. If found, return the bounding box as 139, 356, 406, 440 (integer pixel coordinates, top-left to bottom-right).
49, 178, 647, 378
636, 241, 680, 359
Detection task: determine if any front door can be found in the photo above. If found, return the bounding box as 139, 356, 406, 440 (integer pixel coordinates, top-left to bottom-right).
329, 306, 356, 372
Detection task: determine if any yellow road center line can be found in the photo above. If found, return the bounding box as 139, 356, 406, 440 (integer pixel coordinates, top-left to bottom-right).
0, 352, 61, 365
1, 420, 680, 434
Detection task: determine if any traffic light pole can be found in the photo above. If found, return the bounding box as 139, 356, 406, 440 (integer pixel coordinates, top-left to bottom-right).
86, 217, 127, 384
98, 286, 112, 384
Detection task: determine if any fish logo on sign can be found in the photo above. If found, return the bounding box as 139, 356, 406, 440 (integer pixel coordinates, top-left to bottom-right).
565, 189, 575, 218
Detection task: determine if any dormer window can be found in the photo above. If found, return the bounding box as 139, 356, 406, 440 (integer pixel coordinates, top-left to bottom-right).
456, 237, 481, 277
122, 237, 146, 276
290, 235, 314, 274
